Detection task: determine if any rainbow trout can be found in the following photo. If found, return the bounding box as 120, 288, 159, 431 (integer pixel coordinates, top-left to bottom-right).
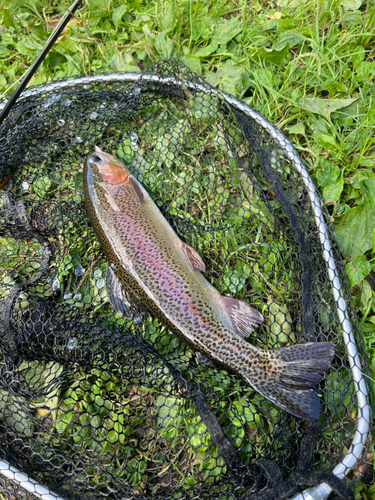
84, 147, 335, 420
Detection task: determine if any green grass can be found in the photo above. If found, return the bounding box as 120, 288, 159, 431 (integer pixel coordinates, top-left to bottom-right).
1, 0, 375, 497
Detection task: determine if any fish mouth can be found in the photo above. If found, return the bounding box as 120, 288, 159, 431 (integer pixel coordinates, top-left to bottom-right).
87, 147, 129, 185
90, 154, 102, 164
86, 146, 106, 169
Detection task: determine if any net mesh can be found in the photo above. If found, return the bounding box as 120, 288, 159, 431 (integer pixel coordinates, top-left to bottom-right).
0, 59, 370, 500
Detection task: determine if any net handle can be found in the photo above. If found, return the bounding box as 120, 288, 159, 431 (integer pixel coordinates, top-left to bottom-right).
0, 0, 83, 127
0, 73, 370, 500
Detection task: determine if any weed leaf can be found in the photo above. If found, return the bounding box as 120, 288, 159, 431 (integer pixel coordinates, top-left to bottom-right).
345, 256, 372, 288
335, 205, 375, 260
298, 97, 358, 120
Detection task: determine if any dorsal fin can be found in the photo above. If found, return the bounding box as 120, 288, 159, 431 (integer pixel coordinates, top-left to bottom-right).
221, 295, 263, 338
196, 352, 215, 368
182, 242, 206, 272
129, 175, 145, 203
105, 266, 148, 324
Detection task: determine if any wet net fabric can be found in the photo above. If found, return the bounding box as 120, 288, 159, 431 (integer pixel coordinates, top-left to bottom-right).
0, 60, 370, 499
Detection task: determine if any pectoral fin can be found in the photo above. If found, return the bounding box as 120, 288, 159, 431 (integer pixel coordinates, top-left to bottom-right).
129, 176, 145, 203
221, 295, 263, 339
105, 266, 148, 324
182, 242, 206, 272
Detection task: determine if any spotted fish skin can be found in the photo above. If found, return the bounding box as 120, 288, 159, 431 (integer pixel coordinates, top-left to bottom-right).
83, 148, 335, 420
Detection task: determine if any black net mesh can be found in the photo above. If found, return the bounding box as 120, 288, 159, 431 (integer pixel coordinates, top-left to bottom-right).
0, 60, 370, 500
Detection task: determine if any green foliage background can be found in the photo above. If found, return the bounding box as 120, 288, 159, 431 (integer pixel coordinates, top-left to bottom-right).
0, 0, 375, 497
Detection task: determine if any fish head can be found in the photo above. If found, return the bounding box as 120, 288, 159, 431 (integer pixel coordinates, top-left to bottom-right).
86, 147, 129, 185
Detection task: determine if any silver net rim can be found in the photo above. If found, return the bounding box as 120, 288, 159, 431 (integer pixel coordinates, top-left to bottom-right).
0, 72, 370, 500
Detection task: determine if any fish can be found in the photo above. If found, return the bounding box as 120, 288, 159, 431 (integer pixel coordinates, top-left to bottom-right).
83, 147, 335, 420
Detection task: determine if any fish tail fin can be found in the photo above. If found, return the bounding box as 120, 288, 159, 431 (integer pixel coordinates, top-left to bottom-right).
242, 342, 335, 420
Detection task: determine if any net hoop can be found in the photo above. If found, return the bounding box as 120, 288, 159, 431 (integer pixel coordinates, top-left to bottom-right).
0, 72, 370, 500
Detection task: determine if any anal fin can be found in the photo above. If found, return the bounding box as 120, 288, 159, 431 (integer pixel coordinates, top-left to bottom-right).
221, 295, 263, 339
105, 266, 148, 324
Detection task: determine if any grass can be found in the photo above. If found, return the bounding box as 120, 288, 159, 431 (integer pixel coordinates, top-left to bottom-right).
0, 0, 375, 497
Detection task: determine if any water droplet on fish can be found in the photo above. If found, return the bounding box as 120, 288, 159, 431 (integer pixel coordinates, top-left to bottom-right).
74, 264, 84, 276
89, 111, 98, 120
57, 119, 65, 127
134, 88, 141, 97
61, 98, 72, 107
74, 136, 83, 143
73, 293, 82, 301
64, 291, 73, 300
52, 279, 60, 291
43, 93, 60, 107
99, 102, 107, 109
21, 181, 29, 191
113, 103, 118, 109
66, 337, 78, 350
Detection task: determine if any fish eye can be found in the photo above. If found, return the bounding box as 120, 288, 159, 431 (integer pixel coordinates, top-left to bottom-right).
91, 154, 102, 163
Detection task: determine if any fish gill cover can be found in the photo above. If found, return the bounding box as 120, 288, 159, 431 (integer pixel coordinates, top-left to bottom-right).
0, 60, 370, 499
